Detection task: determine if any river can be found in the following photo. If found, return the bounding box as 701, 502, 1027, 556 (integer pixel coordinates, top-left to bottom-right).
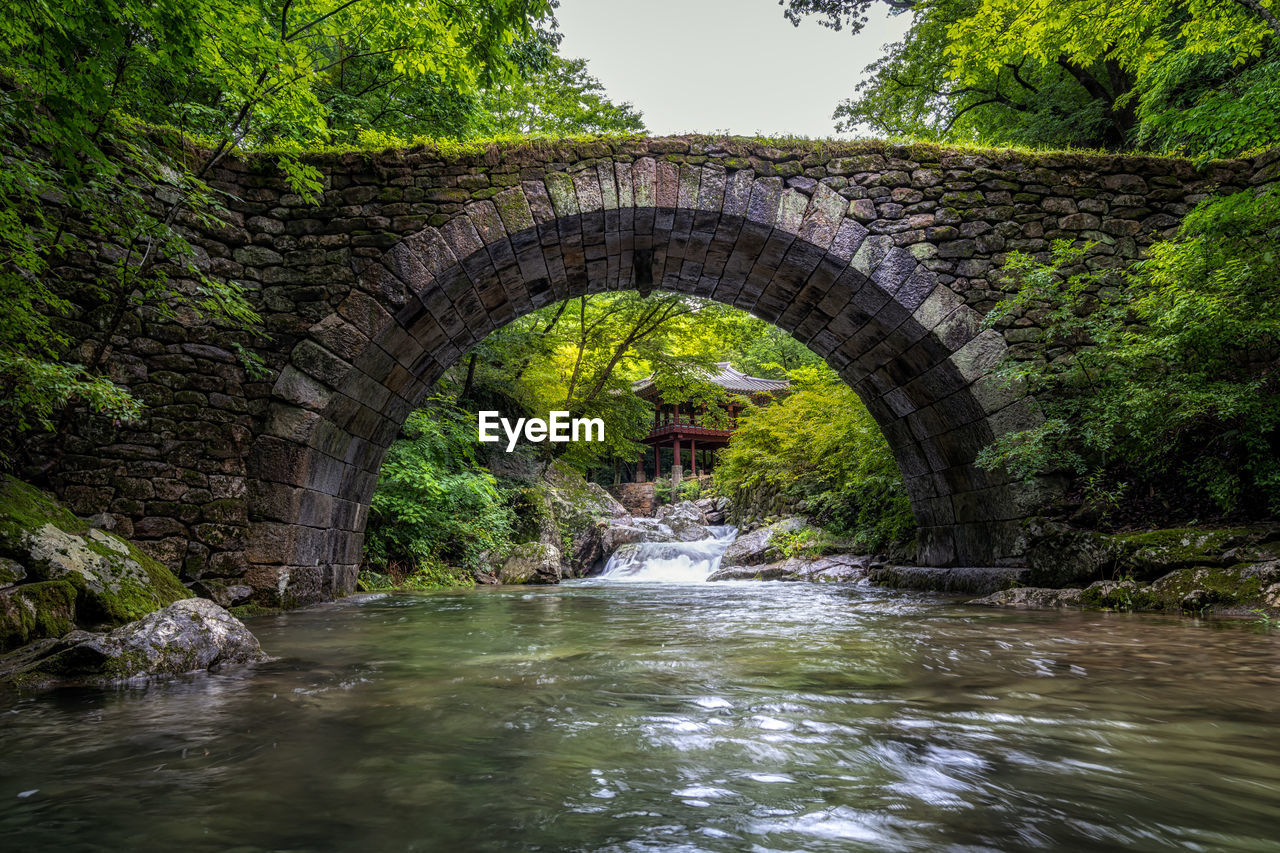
3, 575, 1280, 850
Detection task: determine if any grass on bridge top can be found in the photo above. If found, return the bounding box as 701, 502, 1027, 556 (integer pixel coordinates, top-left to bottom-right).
250, 131, 1212, 167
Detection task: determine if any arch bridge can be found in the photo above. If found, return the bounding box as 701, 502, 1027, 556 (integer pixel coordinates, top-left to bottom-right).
45, 136, 1274, 605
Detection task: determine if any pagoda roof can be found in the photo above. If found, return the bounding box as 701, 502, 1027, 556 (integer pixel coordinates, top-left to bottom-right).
632, 362, 791, 397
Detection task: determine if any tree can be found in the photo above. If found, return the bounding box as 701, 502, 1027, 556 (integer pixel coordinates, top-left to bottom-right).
451, 292, 741, 472
783, 0, 1280, 153
363, 399, 515, 584
0, 0, 553, 462
714, 363, 915, 552
477, 55, 646, 136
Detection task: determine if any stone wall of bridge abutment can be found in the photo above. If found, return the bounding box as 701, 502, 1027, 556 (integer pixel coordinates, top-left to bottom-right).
30, 136, 1279, 607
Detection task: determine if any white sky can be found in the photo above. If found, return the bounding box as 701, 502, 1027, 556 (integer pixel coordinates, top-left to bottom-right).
555, 0, 912, 139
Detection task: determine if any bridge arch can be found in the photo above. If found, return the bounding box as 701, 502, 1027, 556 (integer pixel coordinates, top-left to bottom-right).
245, 154, 1052, 602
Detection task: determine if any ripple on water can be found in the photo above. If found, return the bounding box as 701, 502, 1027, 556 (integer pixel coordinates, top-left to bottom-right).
2, 582, 1280, 852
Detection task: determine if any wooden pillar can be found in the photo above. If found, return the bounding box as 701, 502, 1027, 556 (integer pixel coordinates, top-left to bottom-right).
636, 450, 647, 483
654, 445, 660, 478
672, 437, 682, 484
691, 438, 698, 477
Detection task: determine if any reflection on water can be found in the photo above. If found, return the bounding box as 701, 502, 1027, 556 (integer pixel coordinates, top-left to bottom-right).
2, 582, 1280, 852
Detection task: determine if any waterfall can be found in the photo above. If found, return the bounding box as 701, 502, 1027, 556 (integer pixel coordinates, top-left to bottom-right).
597, 526, 737, 583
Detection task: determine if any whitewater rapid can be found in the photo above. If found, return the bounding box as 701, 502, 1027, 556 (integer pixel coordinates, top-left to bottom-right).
596, 525, 738, 583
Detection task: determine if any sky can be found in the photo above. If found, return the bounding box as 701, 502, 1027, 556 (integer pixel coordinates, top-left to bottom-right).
555, 0, 912, 139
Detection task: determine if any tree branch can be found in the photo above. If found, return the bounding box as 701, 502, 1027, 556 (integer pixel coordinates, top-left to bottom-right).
1232, 0, 1280, 40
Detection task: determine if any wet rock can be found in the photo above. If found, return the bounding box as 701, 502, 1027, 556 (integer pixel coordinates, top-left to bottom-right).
1024, 521, 1279, 587
721, 517, 811, 567
708, 553, 871, 583
1080, 579, 1153, 610
190, 580, 254, 608
657, 503, 714, 542
600, 520, 673, 555
0, 598, 269, 688
868, 565, 1028, 595
498, 543, 562, 585
796, 554, 871, 582
693, 497, 724, 524
1179, 588, 1217, 612
540, 461, 630, 577
658, 500, 707, 523
969, 587, 1084, 608
707, 563, 798, 582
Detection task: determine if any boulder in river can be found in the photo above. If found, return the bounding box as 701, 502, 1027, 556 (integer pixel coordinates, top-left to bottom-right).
0, 476, 190, 651
969, 587, 1084, 608
498, 543, 563, 585
654, 502, 714, 542
867, 565, 1028, 595
0, 598, 269, 688
541, 461, 630, 577
720, 517, 812, 567
708, 554, 870, 583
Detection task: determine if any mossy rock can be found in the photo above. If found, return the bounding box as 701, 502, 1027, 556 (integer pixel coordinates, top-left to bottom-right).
1115, 527, 1264, 578
1079, 561, 1280, 614
0, 476, 190, 650
0, 579, 78, 648
1026, 521, 1279, 586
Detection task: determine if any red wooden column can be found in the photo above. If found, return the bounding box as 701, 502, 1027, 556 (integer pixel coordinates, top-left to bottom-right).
691, 438, 698, 476
672, 437, 681, 480
636, 451, 647, 483
654, 445, 660, 476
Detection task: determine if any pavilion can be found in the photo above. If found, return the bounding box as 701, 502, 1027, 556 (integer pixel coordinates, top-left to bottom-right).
631, 362, 790, 483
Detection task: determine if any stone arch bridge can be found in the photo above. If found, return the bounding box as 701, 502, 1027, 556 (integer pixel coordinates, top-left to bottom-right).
44, 136, 1275, 606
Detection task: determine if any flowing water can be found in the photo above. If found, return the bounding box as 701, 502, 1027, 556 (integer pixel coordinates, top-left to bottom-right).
597, 526, 737, 582
3, 579, 1280, 851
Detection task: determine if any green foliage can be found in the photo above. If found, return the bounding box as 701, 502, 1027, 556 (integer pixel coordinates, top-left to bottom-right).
653, 477, 673, 505
448, 291, 747, 474
773, 527, 822, 560
0, 0, 564, 459
786, 0, 1280, 154
364, 398, 515, 576
477, 55, 646, 136
714, 364, 915, 552
980, 187, 1280, 518
1134, 52, 1280, 160
676, 478, 702, 501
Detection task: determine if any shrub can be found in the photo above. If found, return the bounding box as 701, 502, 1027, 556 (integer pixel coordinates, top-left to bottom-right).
980, 187, 1280, 519
364, 397, 515, 577
714, 365, 915, 553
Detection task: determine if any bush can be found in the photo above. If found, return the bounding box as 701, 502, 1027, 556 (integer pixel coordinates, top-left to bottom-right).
714, 365, 915, 553
677, 478, 701, 501
980, 187, 1280, 519
653, 477, 672, 504
364, 397, 515, 578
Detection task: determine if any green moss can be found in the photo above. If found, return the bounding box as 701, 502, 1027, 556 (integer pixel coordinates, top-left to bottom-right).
77, 533, 190, 625
0, 579, 78, 650
0, 475, 87, 552
1081, 563, 1275, 614
229, 603, 283, 619
0, 477, 189, 632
